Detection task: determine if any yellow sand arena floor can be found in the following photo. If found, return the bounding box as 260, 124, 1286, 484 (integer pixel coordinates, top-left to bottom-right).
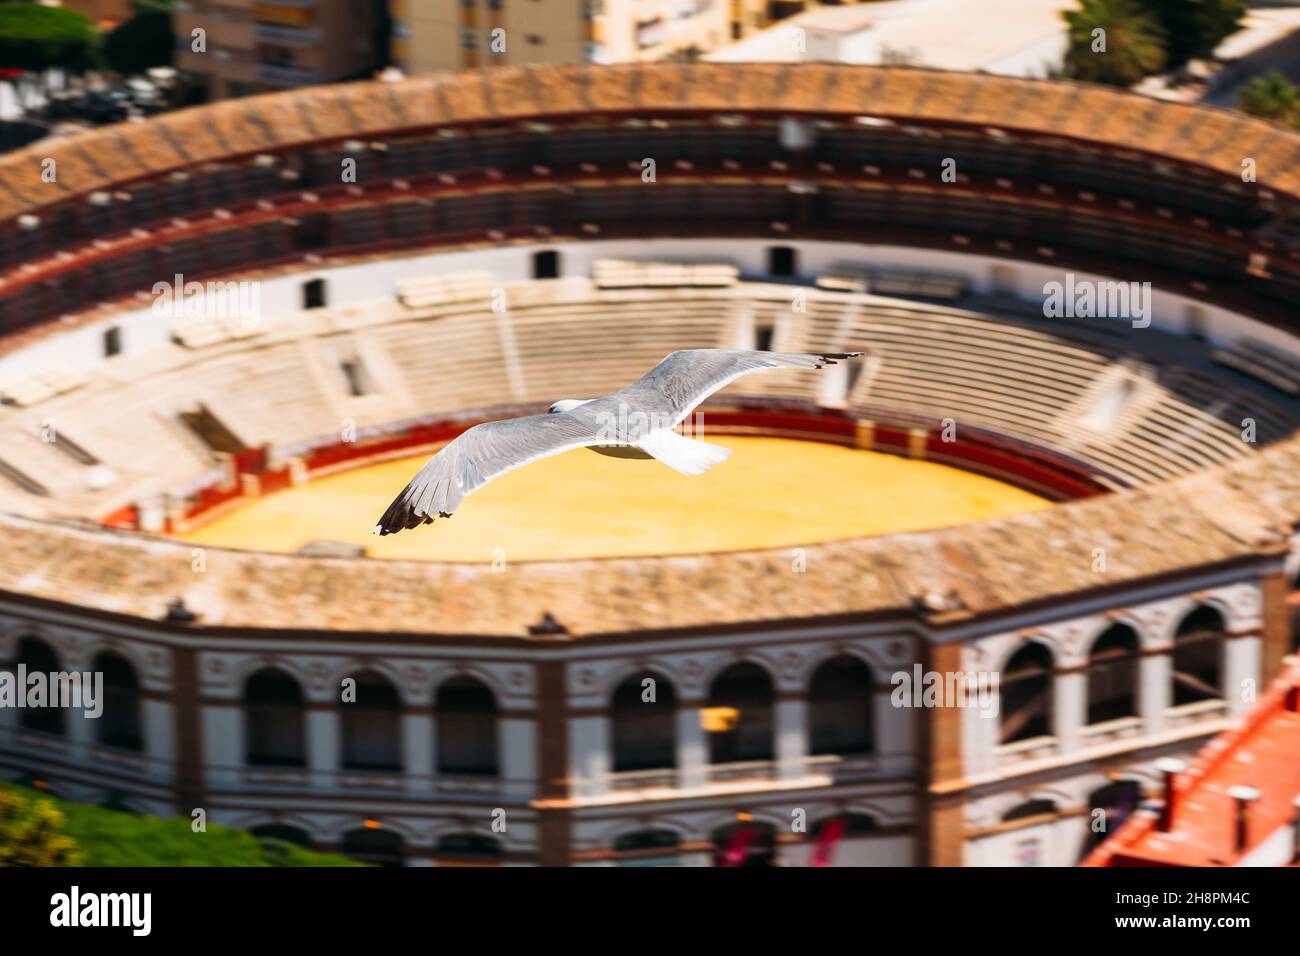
173, 437, 1052, 562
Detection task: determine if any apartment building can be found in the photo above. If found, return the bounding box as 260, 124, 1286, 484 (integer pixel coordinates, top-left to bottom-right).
390, 0, 784, 74
174, 0, 385, 100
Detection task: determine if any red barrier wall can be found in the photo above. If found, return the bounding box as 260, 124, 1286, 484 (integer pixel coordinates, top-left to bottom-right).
136, 408, 1107, 535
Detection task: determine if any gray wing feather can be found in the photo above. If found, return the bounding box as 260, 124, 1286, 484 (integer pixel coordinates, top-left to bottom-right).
374, 413, 599, 534
623, 349, 863, 424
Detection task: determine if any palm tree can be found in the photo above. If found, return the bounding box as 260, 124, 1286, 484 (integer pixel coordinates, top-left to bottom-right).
1238, 70, 1300, 125
1063, 0, 1168, 88
1148, 0, 1246, 69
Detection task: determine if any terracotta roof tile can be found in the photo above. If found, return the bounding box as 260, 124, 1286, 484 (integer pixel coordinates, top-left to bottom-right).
4, 65, 1298, 221
0, 434, 1295, 638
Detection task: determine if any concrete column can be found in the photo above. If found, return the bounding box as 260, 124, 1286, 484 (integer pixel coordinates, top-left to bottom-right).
961, 690, 997, 778
0, 665, 16, 734
1225, 634, 1261, 719
66, 690, 94, 748
775, 697, 807, 780
429, 715, 438, 777
306, 707, 339, 790
143, 699, 174, 783
403, 711, 432, 794
1140, 650, 1171, 734
201, 703, 241, 790
676, 705, 707, 790
1054, 670, 1084, 754
499, 716, 536, 800
568, 715, 608, 800
876, 683, 915, 773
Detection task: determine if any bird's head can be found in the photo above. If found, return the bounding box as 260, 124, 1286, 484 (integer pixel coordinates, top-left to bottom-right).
548, 399, 590, 414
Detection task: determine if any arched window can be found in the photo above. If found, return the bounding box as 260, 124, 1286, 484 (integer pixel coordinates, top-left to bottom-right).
809, 655, 874, 756
16, 637, 63, 735
94, 651, 142, 751
1086, 625, 1139, 725
244, 668, 306, 767
342, 827, 404, 867
1001, 799, 1057, 824
1082, 780, 1141, 856
712, 820, 777, 867
435, 833, 504, 864
1004, 801, 1056, 862
251, 824, 311, 847
610, 671, 677, 773
809, 813, 880, 865
613, 829, 681, 866
340, 670, 402, 772
707, 662, 774, 765
1173, 606, 1224, 706
814, 812, 879, 837
1000, 642, 1053, 744
436, 676, 498, 776
613, 829, 680, 853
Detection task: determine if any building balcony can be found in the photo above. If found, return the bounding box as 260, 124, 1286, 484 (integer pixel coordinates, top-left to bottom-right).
228, 764, 521, 801
1078, 715, 1145, 748
256, 64, 321, 86
175, 13, 256, 49
432, 773, 508, 797
240, 764, 311, 790
1164, 697, 1230, 732
0, 724, 163, 784
705, 758, 780, 785
254, 24, 321, 47
592, 752, 908, 804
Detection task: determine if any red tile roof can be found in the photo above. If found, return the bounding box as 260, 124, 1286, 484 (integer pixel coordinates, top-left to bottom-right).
2, 63, 1299, 223
1086, 658, 1300, 866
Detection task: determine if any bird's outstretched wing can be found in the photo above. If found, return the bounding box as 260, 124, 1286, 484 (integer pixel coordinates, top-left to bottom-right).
373, 413, 599, 535
621, 349, 863, 425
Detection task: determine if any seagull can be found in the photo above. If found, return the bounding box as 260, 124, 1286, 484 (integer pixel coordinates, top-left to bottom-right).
373, 348, 863, 535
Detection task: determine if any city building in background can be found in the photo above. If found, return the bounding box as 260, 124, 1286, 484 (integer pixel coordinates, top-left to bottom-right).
390, 0, 791, 74
58, 0, 135, 29
173, 0, 386, 100
706, 0, 1072, 76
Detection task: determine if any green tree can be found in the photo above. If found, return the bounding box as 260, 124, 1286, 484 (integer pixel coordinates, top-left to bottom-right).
1146, 0, 1246, 69
1064, 0, 1168, 87
0, 3, 99, 75
1238, 70, 1300, 124
0, 788, 83, 867
104, 11, 173, 77
1, 784, 364, 866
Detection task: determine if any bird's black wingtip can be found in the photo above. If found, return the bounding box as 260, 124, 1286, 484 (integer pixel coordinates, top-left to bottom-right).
813, 351, 867, 368
373, 508, 451, 536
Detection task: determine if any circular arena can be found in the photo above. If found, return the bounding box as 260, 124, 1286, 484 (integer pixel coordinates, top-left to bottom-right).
1, 63, 1300, 867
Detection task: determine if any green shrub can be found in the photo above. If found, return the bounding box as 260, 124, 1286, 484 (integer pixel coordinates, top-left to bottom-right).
0, 787, 83, 867
0, 4, 100, 74
0, 784, 364, 867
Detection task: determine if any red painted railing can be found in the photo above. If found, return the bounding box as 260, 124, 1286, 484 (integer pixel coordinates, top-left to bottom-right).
138, 408, 1107, 535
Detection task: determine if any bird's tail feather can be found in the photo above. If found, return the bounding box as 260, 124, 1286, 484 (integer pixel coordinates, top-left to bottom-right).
638, 429, 732, 476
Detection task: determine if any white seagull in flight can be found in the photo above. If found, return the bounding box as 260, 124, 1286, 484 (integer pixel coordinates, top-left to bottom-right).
373, 348, 863, 535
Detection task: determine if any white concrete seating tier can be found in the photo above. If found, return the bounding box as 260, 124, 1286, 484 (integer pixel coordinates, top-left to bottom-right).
0, 275, 1291, 517
592, 259, 739, 289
